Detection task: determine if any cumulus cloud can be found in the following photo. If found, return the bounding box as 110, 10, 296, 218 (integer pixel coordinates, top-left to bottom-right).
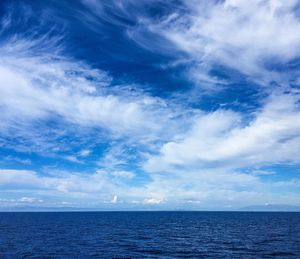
143, 197, 164, 204
145, 92, 300, 172
111, 195, 118, 203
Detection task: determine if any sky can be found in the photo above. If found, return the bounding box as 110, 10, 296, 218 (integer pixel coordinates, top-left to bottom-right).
0, 0, 300, 210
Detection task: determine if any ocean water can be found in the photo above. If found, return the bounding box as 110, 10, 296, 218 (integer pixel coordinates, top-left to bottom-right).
0, 212, 299, 258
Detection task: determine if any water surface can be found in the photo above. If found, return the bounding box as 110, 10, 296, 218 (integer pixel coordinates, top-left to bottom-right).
0, 212, 299, 258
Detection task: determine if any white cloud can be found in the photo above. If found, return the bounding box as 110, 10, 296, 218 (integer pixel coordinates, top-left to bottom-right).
145, 92, 300, 172
134, 0, 300, 87
0, 166, 299, 209
79, 149, 91, 157
0, 1, 299, 210
111, 195, 118, 203
144, 198, 163, 204
18, 196, 43, 203
143, 197, 164, 204
0, 55, 166, 136
0, 5, 185, 151
0, 169, 42, 187
65, 155, 83, 163
0, 197, 44, 207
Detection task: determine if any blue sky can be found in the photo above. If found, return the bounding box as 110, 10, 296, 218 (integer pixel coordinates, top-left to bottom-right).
0, 0, 300, 210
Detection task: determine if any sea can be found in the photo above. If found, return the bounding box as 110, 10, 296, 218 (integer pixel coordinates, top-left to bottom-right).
0, 212, 299, 258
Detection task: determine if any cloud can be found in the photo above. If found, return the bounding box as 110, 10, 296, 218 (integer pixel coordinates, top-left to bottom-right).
0, 1, 299, 210
145, 91, 300, 172
0, 54, 165, 136
79, 149, 91, 157
109, 171, 135, 178
131, 0, 300, 88
0, 197, 43, 207
0, 169, 125, 199
0, 169, 43, 187
64, 155, 83, 164
111, 195, 118, 203
0, 169, 155, 207
143, 197, 163, 204
0, 4, 188, 158
0, 163, 299, 209
18, 197, 44, 203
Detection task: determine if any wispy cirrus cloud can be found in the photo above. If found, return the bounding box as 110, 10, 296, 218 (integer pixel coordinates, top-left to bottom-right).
129, 0, 300, 89
0, 52, 168, 136
0, 3, 189, 156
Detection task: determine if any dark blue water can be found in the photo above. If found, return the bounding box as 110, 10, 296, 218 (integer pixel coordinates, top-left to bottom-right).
0, 212, 299, 258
